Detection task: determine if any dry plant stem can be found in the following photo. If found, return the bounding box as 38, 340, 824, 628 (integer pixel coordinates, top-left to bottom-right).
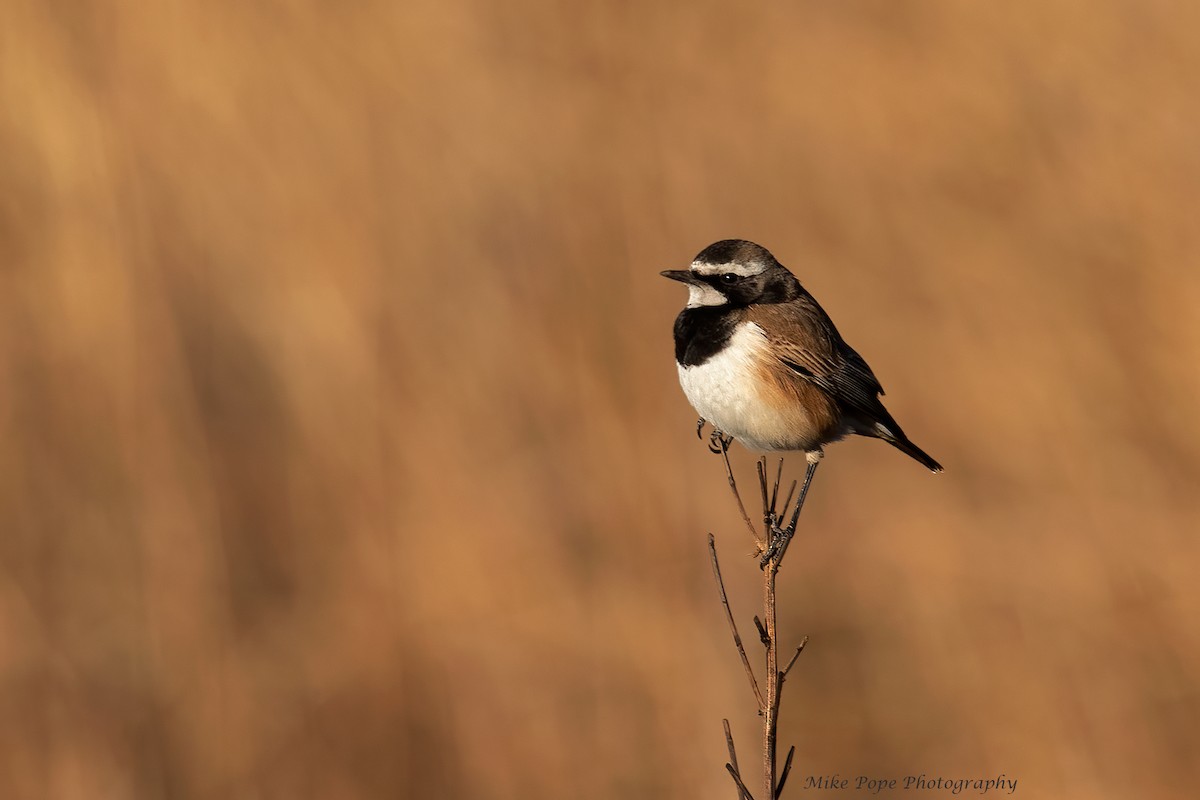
724, 720, 753, 800
754, 458, 786, 535
773, 460, 819, 565
725, 765, 757, 800
711, 454, 819, 800
761, 553, 781, 799
708, 535, 765, 710
776, 746, 796, 800
756, 461, 771, 525
782, 636, 809, 678
778, 481, 797, 526
753, 616, 769, 647
771, 459, 784, 516
721, 445, 763, 548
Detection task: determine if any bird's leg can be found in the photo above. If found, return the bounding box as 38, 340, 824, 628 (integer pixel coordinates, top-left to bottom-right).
760, 449, 822, 567
707, 428, 734, 454
695, 417, 707, 440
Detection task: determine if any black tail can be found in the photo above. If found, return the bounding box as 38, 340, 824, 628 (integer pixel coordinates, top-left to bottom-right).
885, 434, 943, 473
854, 410, 943, 473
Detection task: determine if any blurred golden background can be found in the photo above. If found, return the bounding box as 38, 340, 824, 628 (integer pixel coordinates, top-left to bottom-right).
2, 1, 1198, 798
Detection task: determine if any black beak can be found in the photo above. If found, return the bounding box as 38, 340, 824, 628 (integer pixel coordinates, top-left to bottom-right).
660, 269, 702, 285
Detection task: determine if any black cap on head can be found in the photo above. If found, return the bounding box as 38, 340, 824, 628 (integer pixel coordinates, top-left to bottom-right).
693, 239, 777, 267
668, 239, 801, 307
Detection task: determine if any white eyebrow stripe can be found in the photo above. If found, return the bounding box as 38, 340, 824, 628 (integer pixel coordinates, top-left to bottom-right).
691, 260, 764, 277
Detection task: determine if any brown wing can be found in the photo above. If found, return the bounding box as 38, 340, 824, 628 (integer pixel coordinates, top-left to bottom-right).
747, 297, 888, 422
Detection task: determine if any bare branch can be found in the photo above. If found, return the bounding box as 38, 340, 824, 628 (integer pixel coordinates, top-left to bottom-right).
709, 453, 820, 800
760, 561, 779, 798
709, 534, 766, 710
778, 480, 797, 523
721, 447, 762, 547
770, 458, 784, 517
775, 746, 796, 799
775, 461, 819, 565
756, 458, 770, 533
782, 636, 809, 680
723, 719, 740, 773
753, 615, 770, 649
724, 720, 752, 800
725, 764, 757, 800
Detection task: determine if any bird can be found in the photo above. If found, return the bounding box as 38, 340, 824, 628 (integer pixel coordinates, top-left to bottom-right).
662, 239, 942, 473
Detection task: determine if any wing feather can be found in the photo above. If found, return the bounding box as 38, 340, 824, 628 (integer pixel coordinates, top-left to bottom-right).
748, 297, 888, 421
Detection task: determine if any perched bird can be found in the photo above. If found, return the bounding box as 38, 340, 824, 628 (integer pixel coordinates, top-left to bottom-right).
662, 239, 942, 472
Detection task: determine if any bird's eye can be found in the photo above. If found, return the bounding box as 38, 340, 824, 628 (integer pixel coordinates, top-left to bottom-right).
720, 273, 739, 284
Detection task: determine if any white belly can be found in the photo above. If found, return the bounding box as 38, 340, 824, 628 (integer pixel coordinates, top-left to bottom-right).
677, 323, 782, 451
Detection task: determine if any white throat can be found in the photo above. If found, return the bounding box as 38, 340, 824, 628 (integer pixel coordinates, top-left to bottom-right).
686, 283, 729, 308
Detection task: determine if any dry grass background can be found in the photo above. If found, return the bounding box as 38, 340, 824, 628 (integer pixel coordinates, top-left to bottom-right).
2, 1, 1199, 798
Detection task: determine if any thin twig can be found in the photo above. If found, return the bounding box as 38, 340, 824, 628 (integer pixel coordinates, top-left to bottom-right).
776, 746, 796, 799
777, 480, 797, 524
781, 636, 809, 680
756, 459, 771, 533
710, 452, 819, 800
775, 461, 819, 565
753, 616, 770, 648
723, 719, 741, 776
725, 764, 757, 800
709, 534, 766, 710
761, 557, 780, 799
724, 720, 751, 800
770, 459, 784, 516
722, 446, 761, 546
790, 461, 818, 527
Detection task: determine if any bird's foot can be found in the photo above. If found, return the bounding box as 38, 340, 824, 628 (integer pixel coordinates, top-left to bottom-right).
707, 428, 734, 454
695, 417, 707, 440
760, 520, 794, 567
760, 450, 822, 567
